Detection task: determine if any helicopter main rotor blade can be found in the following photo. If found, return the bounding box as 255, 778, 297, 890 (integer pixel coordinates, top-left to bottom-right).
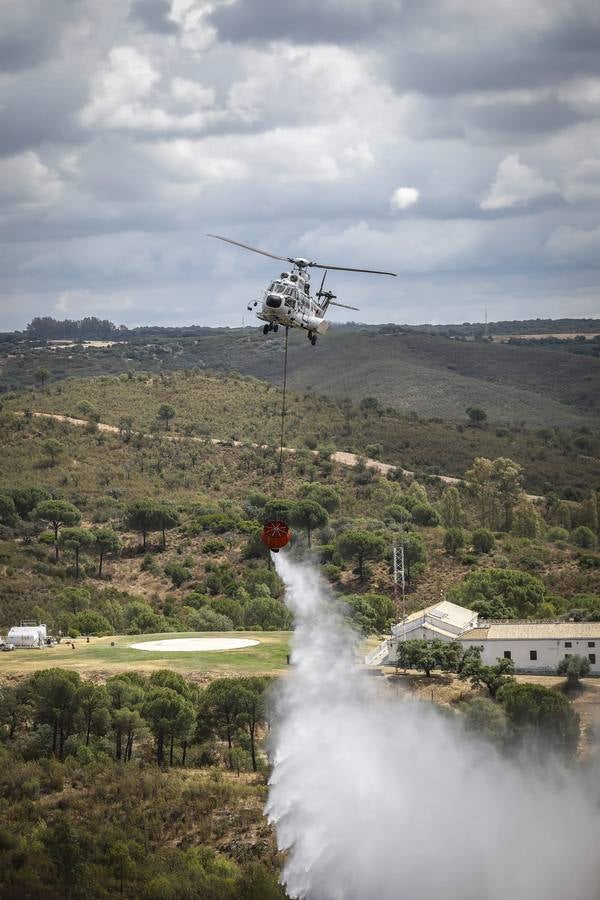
207, 233, 396, 276
207, 234, 289, 264
328, 300, 360, 311
308, 262, 397, 277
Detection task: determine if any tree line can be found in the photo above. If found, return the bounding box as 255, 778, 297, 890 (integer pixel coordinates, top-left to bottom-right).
396, 640, 581, 758
25, 317, 126, 340
0, 668, 271, 772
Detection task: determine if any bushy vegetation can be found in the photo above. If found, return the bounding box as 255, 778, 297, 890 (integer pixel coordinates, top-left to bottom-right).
0, 669, 286, 898
0, 392, 598, 638
2, 362, 600, 497
0, 348, 598, 897
395, 642, 582, 759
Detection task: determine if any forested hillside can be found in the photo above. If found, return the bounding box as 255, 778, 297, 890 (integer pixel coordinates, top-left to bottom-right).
2, 325, 600, 426
3, 370, 599, 495
0, 362, 598, 898
0, 368, 598, 641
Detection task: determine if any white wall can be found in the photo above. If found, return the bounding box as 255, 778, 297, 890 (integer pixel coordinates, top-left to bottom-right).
460, 638, 600, 674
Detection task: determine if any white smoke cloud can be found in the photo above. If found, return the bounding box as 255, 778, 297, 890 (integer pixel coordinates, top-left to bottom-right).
267, 556, 600, 900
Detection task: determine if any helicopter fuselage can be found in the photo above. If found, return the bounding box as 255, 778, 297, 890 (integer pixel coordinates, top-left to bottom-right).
254, 267, 330, 335
209, 232, 393, 344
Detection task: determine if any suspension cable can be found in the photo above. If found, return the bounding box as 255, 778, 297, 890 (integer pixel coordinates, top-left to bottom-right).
278, 326, 289, 473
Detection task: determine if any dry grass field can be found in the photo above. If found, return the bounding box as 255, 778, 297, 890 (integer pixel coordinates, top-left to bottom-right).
0, 630, 292, 681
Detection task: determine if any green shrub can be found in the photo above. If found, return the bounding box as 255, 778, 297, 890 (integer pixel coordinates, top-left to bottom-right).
193, 513, 240, 534
472, 528, 495, 554
202, 539, 226, 554
578, 553, 600, 569
383, 504, 412, 525
185, 607, 234, 631
322, 563, 342, 582
444, 528, 465, 556
518, 553, 544, 571
546, 526, 569, 543
450, 567, 545, 618
460, 554, 478, 566
141, 553, 158, 573
244, 596, 292, 630
164, 562, 191, 587
365, 443, 383, 459
70, 610, 112, 635
512, 503, 542, 539
497, 682, 580, 758
316, 543, 335, 562
571, 526, 597, 549
493, 554, 510, 568
411, 503, 440, 527
184, 591, 209, 610
557, 654, 590, 686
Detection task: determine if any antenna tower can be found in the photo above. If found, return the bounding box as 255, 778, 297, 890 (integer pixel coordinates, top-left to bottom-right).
392, 539, 407, 642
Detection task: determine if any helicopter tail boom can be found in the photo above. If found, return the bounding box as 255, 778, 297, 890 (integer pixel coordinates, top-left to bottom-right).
328, 299, 360, 311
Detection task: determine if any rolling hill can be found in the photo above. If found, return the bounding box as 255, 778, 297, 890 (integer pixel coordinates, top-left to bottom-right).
194, 329, 600, 427
3, 327, 598, 428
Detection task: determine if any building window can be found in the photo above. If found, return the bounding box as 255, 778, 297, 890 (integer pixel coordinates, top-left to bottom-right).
529, 650, 537, 661
589, 654, 596, 665
588, 642, 595, 648
503, 650, 512, 660
565, 642, 572, 648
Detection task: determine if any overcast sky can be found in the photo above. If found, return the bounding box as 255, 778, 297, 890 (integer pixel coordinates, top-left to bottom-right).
1, 0, 599, 331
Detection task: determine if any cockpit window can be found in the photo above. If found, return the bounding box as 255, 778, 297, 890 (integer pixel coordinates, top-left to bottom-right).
269, 281, 284, 293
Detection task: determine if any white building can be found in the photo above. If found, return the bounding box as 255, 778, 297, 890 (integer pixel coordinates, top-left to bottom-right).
460, 622, 600, 674
391, 600, 478, 642
365, 600, 478, 666
364, 605, 600, 676
6, 624, 47, 648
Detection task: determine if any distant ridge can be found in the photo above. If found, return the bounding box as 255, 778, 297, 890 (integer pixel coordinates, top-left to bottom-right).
2, 320, 599, 427
4, 315, 599, 342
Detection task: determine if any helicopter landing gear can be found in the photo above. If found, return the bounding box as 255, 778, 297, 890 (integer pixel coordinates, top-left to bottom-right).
308, 331, 317, 346
262, 324, 270, 335
273, 323, 279, 333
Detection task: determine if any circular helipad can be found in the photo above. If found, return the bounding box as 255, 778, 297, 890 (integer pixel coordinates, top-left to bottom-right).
129, 637, 260, 653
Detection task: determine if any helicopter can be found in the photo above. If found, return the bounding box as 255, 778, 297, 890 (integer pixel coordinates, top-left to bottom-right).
207, 233, 396, 345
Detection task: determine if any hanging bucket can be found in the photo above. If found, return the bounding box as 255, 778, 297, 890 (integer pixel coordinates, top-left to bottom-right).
261, 520, 292, 553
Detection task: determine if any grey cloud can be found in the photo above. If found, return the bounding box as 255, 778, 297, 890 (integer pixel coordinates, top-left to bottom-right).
0, 0, 599, 330
208, 0, 403, 44
464, 97, 584, 139
388, 40, 600, 98
378, 2, 600, 97
0, 0, 81, 73
208, 0, 600, 98
130, 0, 179, 34
0, 62, 89, 157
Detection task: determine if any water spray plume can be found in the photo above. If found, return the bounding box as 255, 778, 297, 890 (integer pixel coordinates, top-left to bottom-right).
267, 556, 600, 900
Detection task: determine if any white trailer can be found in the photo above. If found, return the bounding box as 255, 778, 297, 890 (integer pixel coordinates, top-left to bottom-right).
6, 624, 47, 648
